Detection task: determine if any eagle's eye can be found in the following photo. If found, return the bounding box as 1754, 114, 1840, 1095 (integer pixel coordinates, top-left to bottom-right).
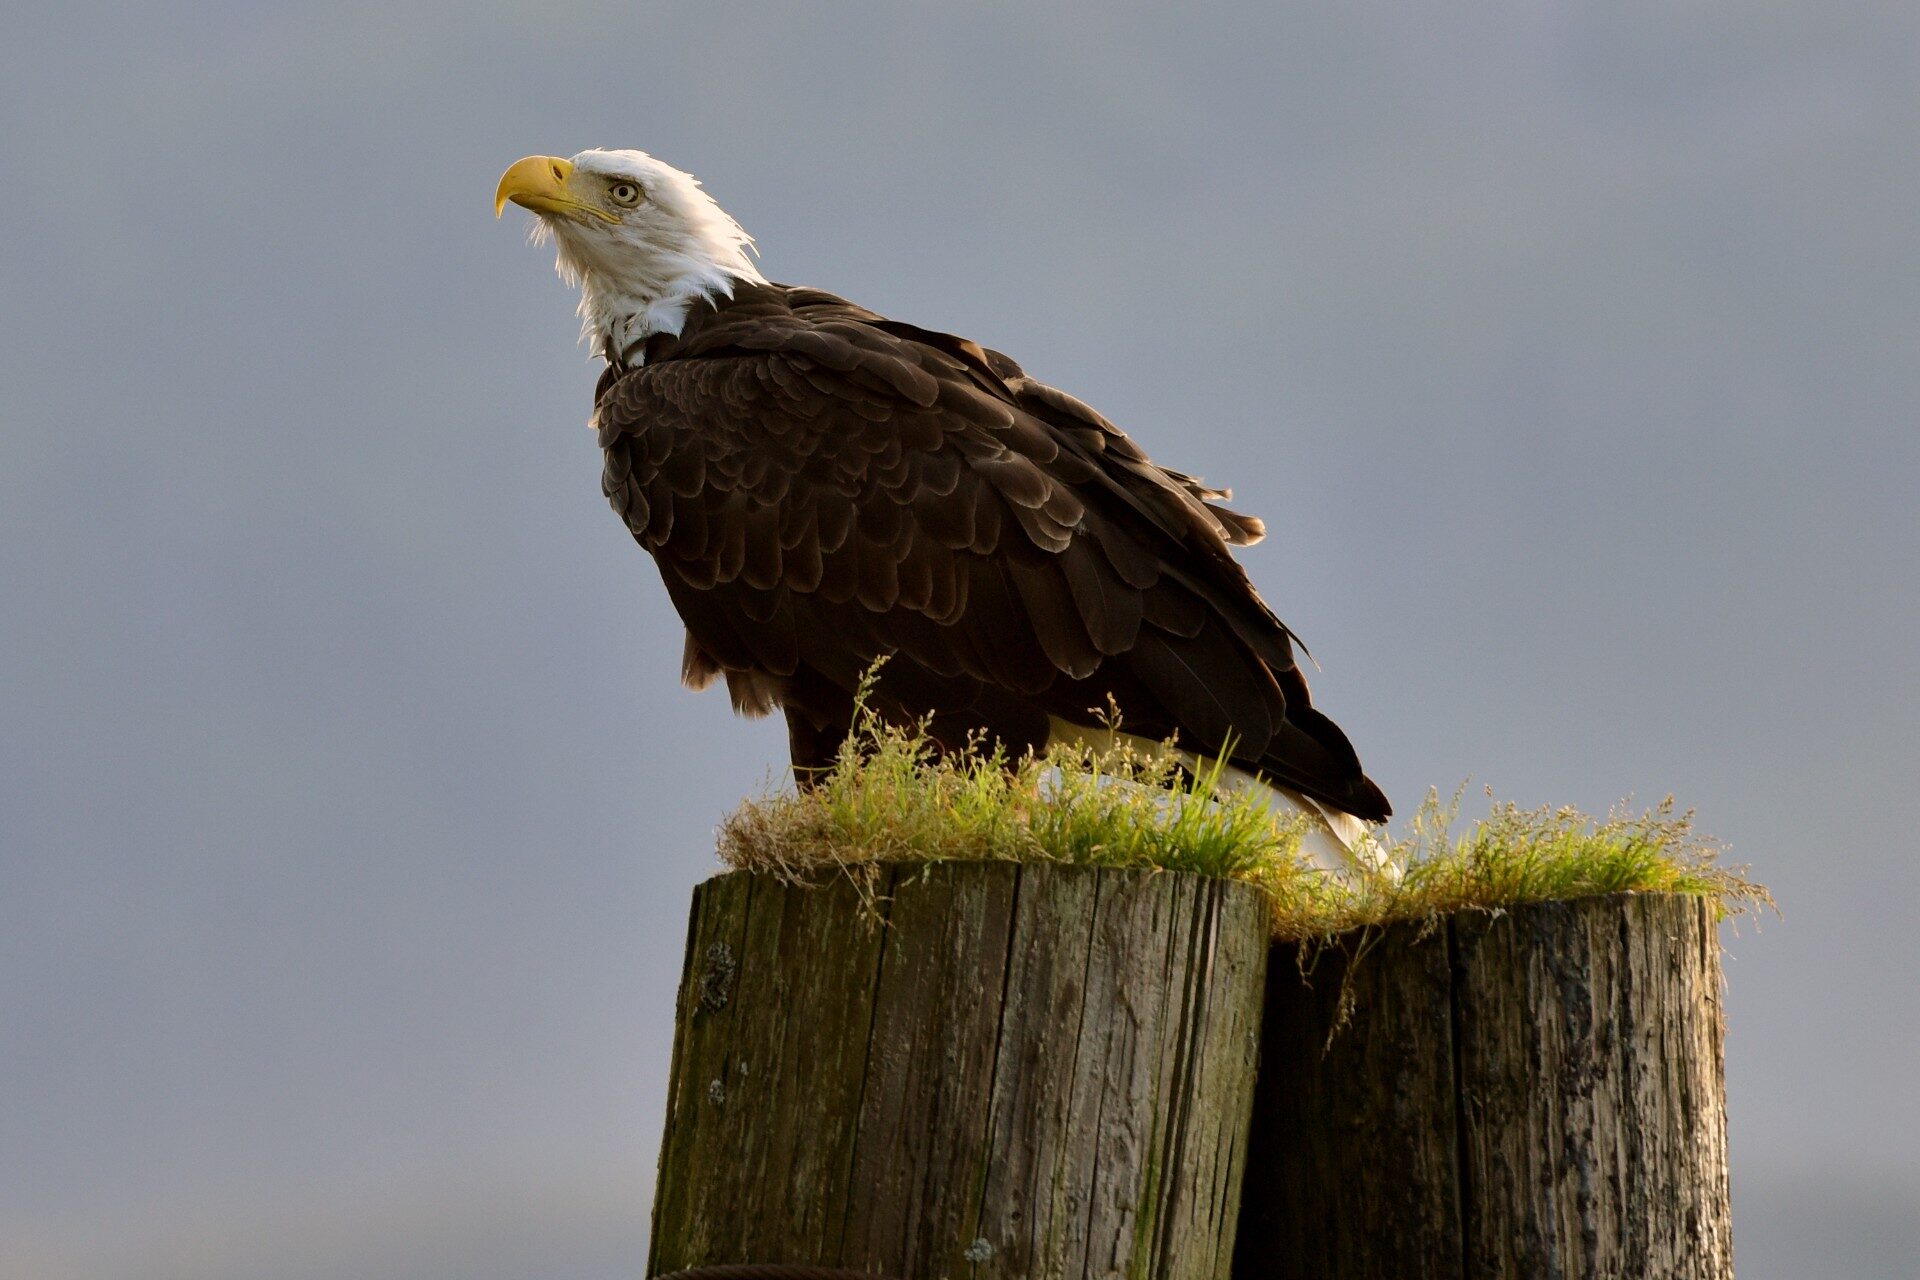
608, 181, 643, 207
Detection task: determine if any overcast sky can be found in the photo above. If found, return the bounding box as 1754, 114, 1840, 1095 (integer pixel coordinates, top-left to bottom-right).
3, 3, 1916, 1277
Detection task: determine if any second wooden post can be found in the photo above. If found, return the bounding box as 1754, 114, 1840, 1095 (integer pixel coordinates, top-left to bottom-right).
1232, 892, 1734, 1280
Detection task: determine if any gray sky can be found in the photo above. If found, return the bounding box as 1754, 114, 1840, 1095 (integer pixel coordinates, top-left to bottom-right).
3, 3, 1915, 1277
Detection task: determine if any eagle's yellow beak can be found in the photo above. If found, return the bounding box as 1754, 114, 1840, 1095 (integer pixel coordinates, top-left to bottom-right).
494, 155, 617, 222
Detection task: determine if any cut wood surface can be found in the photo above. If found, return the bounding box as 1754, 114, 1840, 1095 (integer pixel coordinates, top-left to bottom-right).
650, 862, 1270, 1280
1233, 892, 1732, 1280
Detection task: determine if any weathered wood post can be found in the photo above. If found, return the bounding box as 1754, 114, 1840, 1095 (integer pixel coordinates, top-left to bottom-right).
650, 861, 1271, 1280
1232, 892, 1733, 1280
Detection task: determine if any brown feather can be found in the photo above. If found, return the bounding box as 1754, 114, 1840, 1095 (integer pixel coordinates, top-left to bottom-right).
1008, 555, 1101, 679
1058, 546, 1143, 656
588, 281, 1389, 823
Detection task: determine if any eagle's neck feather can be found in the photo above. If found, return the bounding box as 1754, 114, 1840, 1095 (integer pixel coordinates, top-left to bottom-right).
550, 212, 767, 367
582, 259, 761, 366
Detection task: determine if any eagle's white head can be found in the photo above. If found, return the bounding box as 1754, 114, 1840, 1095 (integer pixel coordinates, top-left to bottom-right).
495, 149, 767, 363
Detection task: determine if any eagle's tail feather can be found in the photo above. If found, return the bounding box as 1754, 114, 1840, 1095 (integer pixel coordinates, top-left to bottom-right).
1045, 716, 1395, 880
1220, 764, 1400, 881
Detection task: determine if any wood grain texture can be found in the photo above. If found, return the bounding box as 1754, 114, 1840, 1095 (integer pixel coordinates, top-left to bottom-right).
1233, 923, 1462, 1279
1233, 893, 1732, 1280
649, 863, 1270, 1280
1452, 893, 1732, 1279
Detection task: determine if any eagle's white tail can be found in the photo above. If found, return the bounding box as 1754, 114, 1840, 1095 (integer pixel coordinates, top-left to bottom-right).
1221, 765, 1399, 880
1221, 767, 1405, 886
1046, 716, 1396, 880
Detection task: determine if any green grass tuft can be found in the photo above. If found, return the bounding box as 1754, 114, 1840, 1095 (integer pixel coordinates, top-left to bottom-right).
717, 679, 1771, 940
1279, 785, 1773, 940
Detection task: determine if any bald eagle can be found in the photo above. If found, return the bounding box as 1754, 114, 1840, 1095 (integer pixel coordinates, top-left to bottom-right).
498, 149, 1390, 869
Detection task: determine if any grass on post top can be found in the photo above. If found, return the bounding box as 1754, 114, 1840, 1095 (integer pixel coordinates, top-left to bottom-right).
717, 686, 1770, 940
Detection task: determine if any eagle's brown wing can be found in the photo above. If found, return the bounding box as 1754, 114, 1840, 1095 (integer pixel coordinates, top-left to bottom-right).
593, 285, 1388, 822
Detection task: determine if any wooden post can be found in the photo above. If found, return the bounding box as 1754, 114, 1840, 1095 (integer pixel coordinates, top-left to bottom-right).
649, 862, 1271, 1280
1233, 892, 1733, 1280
